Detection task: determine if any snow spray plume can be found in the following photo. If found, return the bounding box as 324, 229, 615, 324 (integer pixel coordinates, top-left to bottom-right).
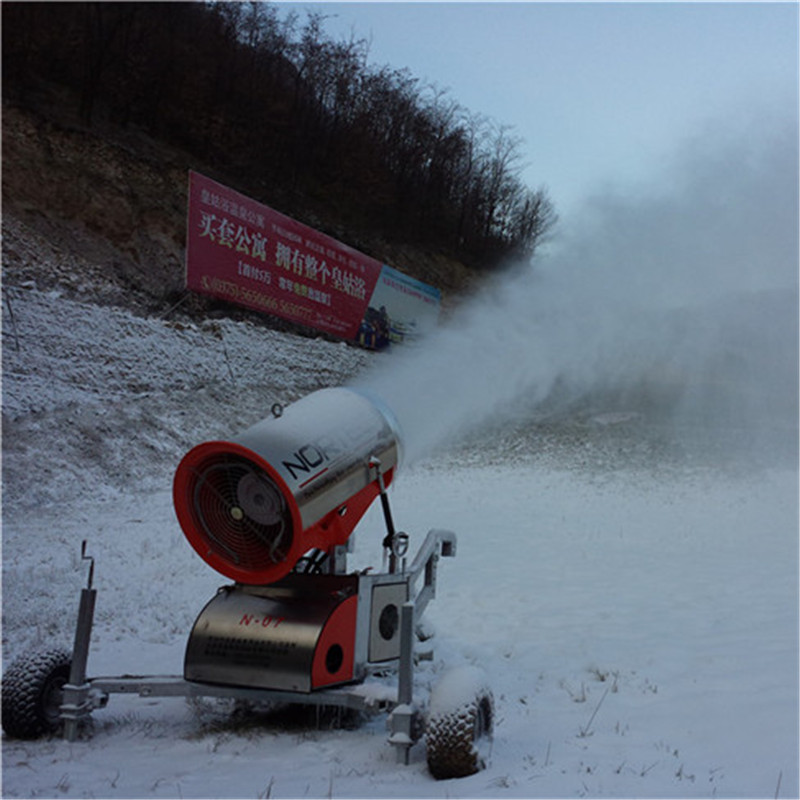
352, 113, 798, 467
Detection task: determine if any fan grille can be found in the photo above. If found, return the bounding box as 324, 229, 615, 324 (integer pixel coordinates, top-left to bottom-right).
187, 454, 293, 572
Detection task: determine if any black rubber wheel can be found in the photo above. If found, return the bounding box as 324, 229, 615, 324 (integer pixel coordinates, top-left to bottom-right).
2, 648, 72, 739
426, 666, 494, 780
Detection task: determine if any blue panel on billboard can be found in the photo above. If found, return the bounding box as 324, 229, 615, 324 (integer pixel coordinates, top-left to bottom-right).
357, 264, 442, 349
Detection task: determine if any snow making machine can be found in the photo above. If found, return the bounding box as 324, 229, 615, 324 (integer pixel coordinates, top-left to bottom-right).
2, 388, 493, 779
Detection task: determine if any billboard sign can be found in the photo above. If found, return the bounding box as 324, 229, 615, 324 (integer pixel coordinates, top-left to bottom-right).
185, 172, 439, 345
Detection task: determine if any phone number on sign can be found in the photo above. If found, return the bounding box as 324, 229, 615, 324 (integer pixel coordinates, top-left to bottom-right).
201, 275, 316, 323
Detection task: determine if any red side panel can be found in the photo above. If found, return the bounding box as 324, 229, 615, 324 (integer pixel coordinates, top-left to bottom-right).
311, 594, 358, 688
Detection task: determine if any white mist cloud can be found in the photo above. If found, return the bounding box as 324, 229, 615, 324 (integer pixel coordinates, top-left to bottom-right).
353, 111, 798, 466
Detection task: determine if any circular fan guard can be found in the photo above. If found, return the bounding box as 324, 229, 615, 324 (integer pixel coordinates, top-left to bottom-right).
186, 454, 293, 573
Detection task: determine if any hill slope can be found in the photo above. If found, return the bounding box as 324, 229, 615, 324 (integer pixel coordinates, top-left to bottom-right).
2, 102, 479, 324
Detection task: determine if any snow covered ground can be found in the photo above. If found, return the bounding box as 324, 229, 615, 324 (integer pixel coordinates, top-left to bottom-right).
2, 284, 797, 799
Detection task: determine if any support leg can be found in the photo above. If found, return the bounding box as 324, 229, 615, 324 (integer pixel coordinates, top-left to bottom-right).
389, 601, 416, 764
61, 542, 97, 741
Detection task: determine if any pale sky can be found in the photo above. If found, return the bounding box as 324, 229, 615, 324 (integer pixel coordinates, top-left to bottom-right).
283, 2, 798, 222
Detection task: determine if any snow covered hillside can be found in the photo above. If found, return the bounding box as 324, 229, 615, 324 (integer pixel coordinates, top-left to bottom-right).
2, 285, 797, 799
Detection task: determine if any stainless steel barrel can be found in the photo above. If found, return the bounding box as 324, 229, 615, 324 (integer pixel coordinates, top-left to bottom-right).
173, 388, 402, 584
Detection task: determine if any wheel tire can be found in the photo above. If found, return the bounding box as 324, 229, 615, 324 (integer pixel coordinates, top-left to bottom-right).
426, 666, 494, 780
2, 648, 72, 739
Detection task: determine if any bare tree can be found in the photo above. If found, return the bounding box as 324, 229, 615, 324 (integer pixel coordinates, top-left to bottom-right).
3, 1, 557, 271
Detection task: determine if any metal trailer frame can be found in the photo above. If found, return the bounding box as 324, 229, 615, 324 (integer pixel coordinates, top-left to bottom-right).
59, 527, 456, 765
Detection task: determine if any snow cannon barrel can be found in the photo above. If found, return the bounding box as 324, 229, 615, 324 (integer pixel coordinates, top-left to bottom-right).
173, 387, 402, 585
